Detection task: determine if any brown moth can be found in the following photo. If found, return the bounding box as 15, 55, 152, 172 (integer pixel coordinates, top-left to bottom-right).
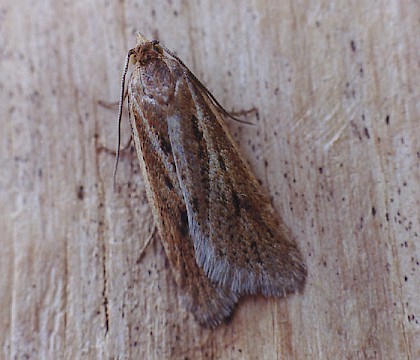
116, 34, 306, 327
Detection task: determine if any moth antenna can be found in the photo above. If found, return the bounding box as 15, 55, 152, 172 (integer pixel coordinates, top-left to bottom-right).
114, 49, 134, 190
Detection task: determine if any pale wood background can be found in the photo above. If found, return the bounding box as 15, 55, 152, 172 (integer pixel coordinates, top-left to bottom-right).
1, 0, 418, 359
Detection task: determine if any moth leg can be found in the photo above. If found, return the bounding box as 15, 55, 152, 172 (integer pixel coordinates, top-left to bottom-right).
228, 107, 258, 119
136, 226, 158, 263
97, 88, 129, 109
223, 107, 259, 125
119, 136, 133, 152
97, 99, 119, 108
97, 136, 133, 156
97, 88, 132, 156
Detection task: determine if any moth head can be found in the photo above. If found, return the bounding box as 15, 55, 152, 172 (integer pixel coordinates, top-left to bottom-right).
131, 33, 164, 66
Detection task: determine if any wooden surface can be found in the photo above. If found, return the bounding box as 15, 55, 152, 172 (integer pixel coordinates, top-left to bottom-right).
1, 0, 418, 359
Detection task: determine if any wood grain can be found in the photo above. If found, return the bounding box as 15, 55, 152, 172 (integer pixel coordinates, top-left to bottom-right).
1, 0, 418, 358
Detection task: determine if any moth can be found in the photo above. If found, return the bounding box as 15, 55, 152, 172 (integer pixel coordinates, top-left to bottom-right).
116, 34, 306, 327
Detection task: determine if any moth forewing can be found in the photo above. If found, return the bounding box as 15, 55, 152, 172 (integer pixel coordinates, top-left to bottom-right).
121, 34, 306, 327
171, 77, 306, 296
